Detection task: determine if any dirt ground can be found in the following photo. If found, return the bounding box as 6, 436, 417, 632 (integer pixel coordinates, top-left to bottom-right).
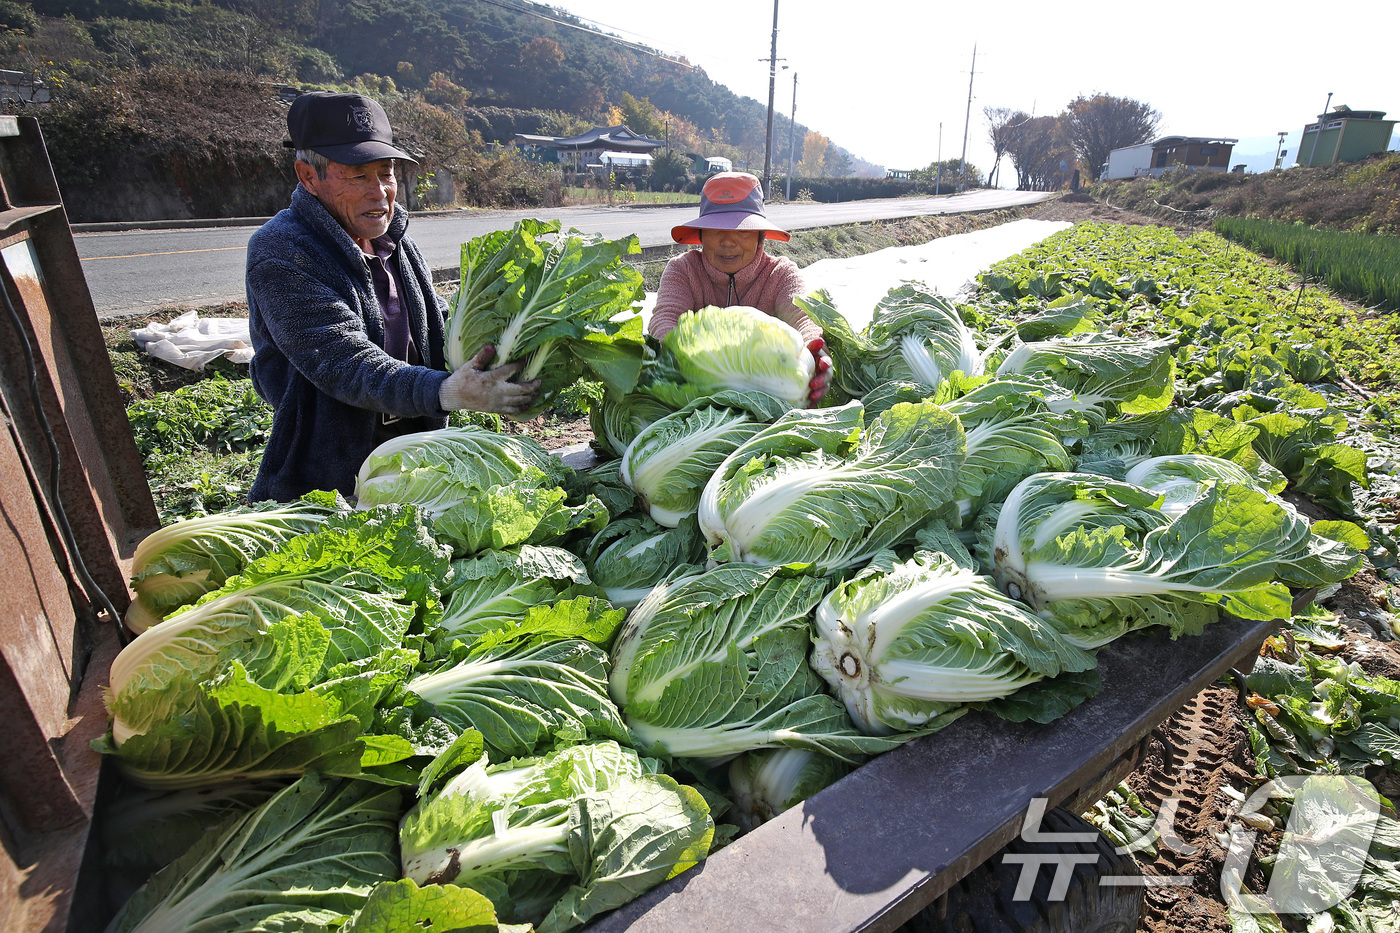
1024, 191, 1202, 233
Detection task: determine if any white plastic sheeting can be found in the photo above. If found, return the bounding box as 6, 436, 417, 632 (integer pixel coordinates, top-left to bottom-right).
131, 310, 253, 371
799, 219, 1073, 331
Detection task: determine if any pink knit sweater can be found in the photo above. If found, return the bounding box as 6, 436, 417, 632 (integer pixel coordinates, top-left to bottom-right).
648, 248, 822, 343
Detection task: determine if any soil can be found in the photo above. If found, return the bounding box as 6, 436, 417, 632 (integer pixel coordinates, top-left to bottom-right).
1024, 192, 1200, 234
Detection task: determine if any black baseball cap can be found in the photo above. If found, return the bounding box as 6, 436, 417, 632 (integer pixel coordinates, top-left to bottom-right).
284, 92, 417, 165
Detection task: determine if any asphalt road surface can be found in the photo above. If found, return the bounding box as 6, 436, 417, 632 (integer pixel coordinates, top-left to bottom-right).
75, 189, 1053, 318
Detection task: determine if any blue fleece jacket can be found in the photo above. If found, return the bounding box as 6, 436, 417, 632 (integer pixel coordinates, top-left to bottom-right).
246, 186, 450, 502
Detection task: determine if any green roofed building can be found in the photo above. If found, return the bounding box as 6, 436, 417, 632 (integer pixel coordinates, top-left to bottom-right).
1295, 105, 1397, 167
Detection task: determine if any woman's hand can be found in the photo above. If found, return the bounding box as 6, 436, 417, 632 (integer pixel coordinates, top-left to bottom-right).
807, 337, 833, 406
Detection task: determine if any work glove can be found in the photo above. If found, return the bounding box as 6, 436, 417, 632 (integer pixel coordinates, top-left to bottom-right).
439, 345, 541, 416
807, 337, 833, 406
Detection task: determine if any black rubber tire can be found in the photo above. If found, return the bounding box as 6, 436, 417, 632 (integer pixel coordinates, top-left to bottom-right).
897, 807, 1142, 933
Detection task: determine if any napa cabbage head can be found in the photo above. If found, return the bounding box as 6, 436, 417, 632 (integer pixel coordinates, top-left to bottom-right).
608, 565, 904, 765
1124, 453, 1288, 516
990, 473, 1318, 648
810, 551, 1096, 735
995, 332, 1176, 420
620, 389, 789, 527
406, 628, 628, 760
107, 773, 402, 933
583, 515, 707, 609
796, 283, 995, 399
639, 305, 816, 409
727, 748, 851, 833
399, 739, 712, 933
588, 392, 677, 459
125, 492, 342, 633
444, 219, 647, 416
942, 383, 1085, 527
698, 399, 966, 572
436, 545, 594, 643
354, 428, 608, 556
99, 506, 449, 788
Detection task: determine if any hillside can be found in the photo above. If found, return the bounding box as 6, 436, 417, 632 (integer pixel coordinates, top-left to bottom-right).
1, 0, 883, 221
1089, 152, 1400, 234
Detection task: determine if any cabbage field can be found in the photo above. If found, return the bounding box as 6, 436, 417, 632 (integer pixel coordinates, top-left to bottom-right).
99, 219, 1400, 932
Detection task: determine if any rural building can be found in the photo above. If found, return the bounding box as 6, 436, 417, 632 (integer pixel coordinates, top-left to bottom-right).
512, 124, 665, 174
1102, 136, 1237, 180
0, 70, 49, 105
1294, 106, 1397, 167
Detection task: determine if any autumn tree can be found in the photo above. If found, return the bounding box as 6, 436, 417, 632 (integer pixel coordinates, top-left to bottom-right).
798, 130, 829, 177
617, 91, 664, 139
1061, 94, 1160, 179
518, 36, 563, 106
658, 110, 703, 155
824, 142, 853, 178
424, 71, 469, 109
1005, 115, 1070, 191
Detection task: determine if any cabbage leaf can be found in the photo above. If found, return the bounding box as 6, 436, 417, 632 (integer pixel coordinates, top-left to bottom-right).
108, 773, 402, 933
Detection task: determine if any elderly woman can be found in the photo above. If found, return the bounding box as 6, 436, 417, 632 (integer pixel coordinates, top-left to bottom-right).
649, 172, 831, 404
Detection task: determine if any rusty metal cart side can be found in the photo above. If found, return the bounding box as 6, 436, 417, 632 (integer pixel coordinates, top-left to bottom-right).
0, 114, 159, 932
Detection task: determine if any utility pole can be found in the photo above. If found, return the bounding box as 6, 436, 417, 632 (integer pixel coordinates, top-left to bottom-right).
935, 122, 942, 194
958, 43, 976, 193
761, 0, 780, 196
786, 72, 798, 201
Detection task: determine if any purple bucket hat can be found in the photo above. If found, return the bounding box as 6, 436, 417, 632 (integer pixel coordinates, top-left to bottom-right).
671, 172, 790, 245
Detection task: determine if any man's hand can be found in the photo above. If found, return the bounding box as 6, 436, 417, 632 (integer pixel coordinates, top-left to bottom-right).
807, 337, 833, 406
439, 345, 541, 416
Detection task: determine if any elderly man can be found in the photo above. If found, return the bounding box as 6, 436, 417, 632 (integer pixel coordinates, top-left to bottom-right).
246, 91, 537, 502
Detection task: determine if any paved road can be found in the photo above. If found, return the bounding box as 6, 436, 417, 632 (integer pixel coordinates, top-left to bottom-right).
75, 189, 1053, 318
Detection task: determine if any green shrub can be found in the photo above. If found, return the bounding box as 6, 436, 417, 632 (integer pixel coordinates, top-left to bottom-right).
126, 376, 272, 461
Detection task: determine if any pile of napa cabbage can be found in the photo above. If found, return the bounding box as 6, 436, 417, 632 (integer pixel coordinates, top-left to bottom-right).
95, 233, 1371, 931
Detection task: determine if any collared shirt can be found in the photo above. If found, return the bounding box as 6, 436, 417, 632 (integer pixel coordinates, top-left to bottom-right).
365, 236, 420, 365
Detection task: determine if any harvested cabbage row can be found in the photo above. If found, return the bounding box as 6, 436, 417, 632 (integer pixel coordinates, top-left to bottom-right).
609, 564, 911, 764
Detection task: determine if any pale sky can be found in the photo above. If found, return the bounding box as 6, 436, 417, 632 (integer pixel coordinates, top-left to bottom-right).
548, 0, 1397, 183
